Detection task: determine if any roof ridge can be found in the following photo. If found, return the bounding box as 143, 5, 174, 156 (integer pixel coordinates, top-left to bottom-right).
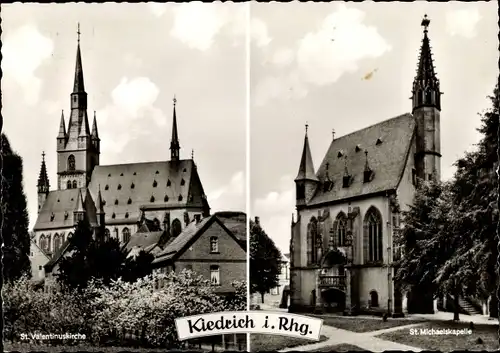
97, 159, 193, 168
332, 112, 413, 142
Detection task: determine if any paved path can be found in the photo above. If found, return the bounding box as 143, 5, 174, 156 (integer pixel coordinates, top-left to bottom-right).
280, 323, 426, 352
412, 312, 498, 325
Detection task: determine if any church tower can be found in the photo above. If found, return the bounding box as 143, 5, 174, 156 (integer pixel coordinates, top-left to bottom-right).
295, 124, 319, 209
57, 24, 100, 190
411, 15, 442, 182
37, 151, 50, 213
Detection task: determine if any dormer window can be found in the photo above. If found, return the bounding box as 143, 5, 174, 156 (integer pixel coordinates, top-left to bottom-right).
150, 195, 155, 203
155, 170, 159, 174
108, 173, 111, 177
120, 173, 123, 176
125, 212, 129, 219
64, 211, 69, 220
343, 175, 352, 188
133, 172, 137, 175
102, 200, 106, 206
183, 168, 187, 172
117, 184, 122, 190
364, 170, 374, 183
337, 151, 344, 158
127, 198, 132, 205
376, 138, 383, 145
167, 180, 171, 187
355, 145, 361, 152
131, 183, 135, 189
323, 180, 334, 192
178, 195, 183, 201
164, 195, 169, 202
153, 180, 158, 187
50, 213, 55, 221
112, 213, 116, 219
114, 199, 119, 205
180, 179, 185, 186
105, 185, 109, 191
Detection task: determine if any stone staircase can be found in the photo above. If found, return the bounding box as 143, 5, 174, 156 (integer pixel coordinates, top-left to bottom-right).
458, 297, 482, 315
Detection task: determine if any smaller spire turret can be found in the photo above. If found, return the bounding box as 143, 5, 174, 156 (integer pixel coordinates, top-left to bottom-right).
58, 110, 66, 138
295, 123, 319, 182
170, 95, 181, 161
37, 151, 50, 193
91, 111, 99, 139
74, 188, 86, 224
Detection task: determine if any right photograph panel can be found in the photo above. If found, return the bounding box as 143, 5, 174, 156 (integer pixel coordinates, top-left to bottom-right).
249, 2, 499, 352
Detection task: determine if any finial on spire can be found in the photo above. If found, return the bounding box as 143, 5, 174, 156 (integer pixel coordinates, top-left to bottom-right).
191, 149, 194, 160
77, 22, 81, 44
42, 151, 46, 161
173, 95, 177, 107
305, 122, 309, 135
421, 14, 430, 32
332, 129, 335, 139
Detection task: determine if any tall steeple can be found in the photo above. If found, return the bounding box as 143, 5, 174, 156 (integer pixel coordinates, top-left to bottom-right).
74, 23, 85, 94
170, 95, 181, 161
295, 123, 319, 208
411, 14, 441, 113
411, 14, 442, 182
91, 111, 99, 139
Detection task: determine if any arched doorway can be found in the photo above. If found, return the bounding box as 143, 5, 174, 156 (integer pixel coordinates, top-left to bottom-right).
321, 288, 345, 313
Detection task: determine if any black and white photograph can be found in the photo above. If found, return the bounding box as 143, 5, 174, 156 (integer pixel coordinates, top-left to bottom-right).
249, 2, 499, 352
2, 3, 248, 352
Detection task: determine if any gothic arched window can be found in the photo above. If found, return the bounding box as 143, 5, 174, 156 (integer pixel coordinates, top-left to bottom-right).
53, 233, 61, 252
68, 155, 75, 171
67, 180, 72, 189
171, 218, 182, 237
72, 180, 77, 189
336, 212, 347, 246
104, 228, 110, 239
364, 207, 383, 264
40, 234, 47, 251
122, 227, 131, 243
307, 217, 318, 265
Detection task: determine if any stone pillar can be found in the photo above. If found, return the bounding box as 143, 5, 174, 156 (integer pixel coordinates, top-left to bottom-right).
344, 267, 353, 316
315, 269, 323, 313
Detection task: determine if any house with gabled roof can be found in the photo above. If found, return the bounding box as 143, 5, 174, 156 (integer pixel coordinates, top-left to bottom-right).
289, 15, 441, 316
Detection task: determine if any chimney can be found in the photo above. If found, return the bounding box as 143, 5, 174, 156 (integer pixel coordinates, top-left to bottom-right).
255, 216, 260, 225
194, 214, 201, 223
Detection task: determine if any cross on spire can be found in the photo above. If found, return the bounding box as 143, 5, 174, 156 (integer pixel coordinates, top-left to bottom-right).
332, 129, 336, 139
42, 151, 46, 160
192, 149, 194, 159
421, 14, 430, 32
305, 122, 309, 134
77, 22, 81, 43
173, 95, 177, 106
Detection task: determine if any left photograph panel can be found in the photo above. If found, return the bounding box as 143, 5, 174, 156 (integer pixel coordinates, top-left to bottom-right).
2, 3, 248, 351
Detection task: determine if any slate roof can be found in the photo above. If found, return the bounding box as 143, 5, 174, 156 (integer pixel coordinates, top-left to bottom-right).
296, 134, 319, 182
86, 159, 207, 224
213, 211, 247, 243
34, 188, 97, 231
125, 230, 165, 252
308, 113, 416, 206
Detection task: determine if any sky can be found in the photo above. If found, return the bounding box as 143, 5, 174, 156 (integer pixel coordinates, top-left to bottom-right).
2, 3, 498, 254
2, 3, 256, 229
250, 2, 498, 254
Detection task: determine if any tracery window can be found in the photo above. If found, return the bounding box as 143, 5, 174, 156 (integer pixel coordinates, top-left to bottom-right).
336, 212, 348, 246
364, 207, 383, 264
122, 227, 131, 243
68, 155, 75, 171
307, 217, 318, 265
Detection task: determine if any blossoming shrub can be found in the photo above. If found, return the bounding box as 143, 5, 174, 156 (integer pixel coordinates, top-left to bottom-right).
4, 270, 247, 348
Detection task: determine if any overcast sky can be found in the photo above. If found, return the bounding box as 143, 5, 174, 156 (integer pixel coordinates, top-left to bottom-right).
250, 2, 498, 254
2, 3, 252, 229
2, 3, 498, 254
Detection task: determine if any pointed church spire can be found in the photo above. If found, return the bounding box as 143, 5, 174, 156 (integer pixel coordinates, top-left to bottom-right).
96, 184, 104, 213
73, 23, 85, 93
295, 123, 319, 182
75, 188, 85, 213
91, 110, 99, 138
37, 151, 50, 193
412, 14, 441, 112
58, 110, 66, 138
170, 95, 181, 161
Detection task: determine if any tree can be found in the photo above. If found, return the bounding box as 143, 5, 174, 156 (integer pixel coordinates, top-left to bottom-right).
395, 85, 499, 320
250, 219, 282, 303
57, 219, 154, 291
1, 134, 31, 282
